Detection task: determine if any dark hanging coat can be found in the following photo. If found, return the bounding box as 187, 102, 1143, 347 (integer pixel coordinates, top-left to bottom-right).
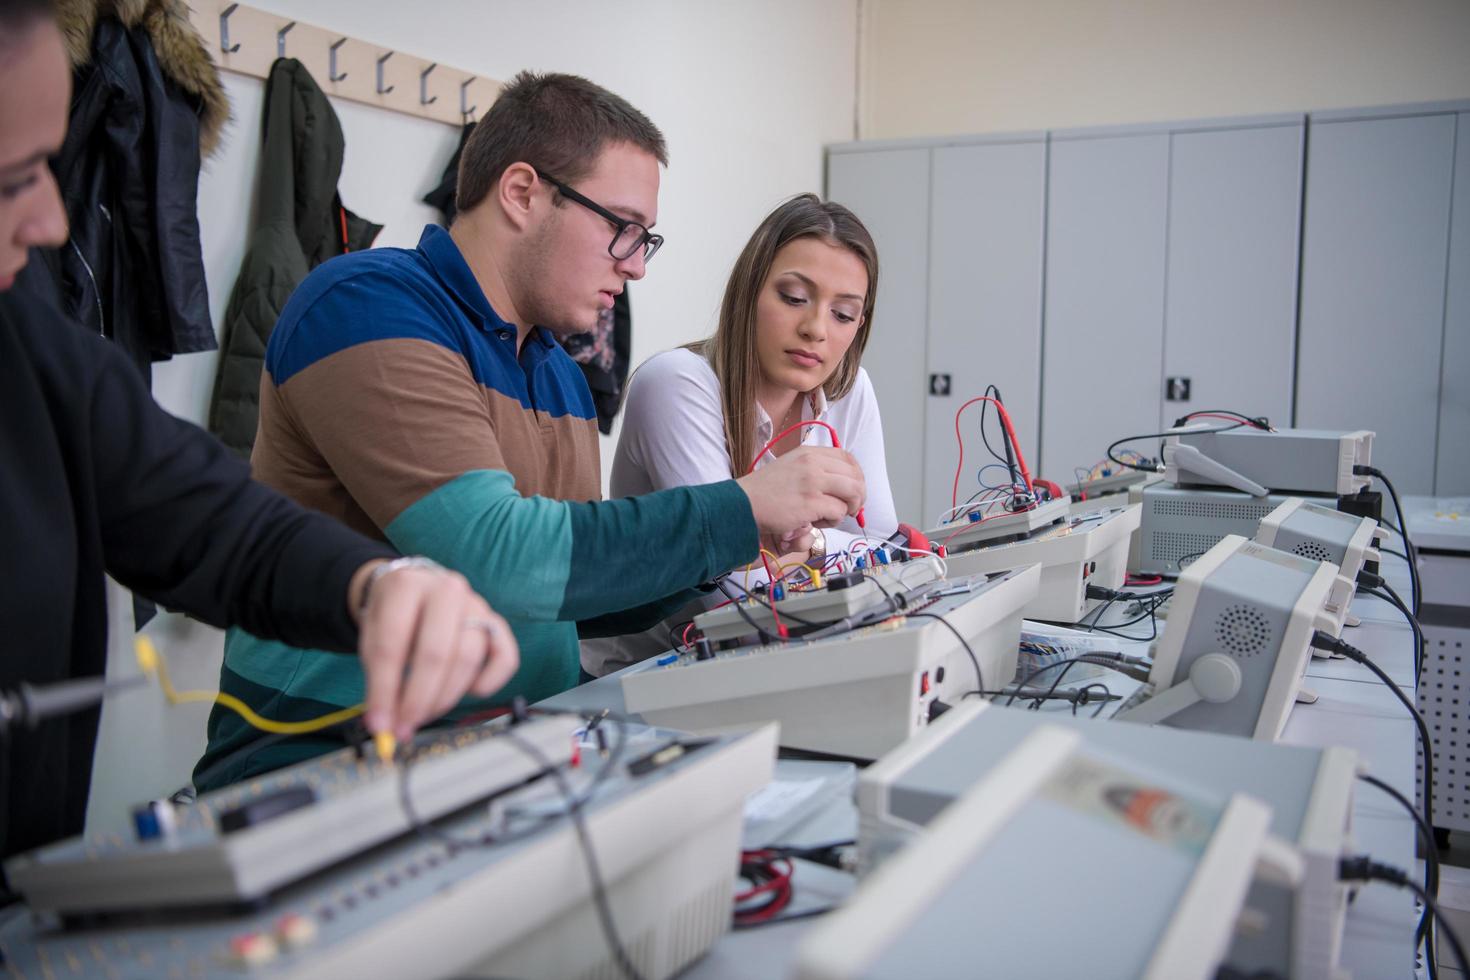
44, 0, 231, 386
208, 58, 381, 459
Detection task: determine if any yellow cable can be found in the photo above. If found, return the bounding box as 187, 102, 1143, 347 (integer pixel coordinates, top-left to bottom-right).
134, 636, 365, 736
761, 548, 812, 589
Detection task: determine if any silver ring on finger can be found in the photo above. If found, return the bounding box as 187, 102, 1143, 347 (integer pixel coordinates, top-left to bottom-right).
463, 618, 499, 637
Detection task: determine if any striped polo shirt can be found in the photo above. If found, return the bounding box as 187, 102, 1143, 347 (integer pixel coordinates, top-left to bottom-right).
195, 226, 756, 789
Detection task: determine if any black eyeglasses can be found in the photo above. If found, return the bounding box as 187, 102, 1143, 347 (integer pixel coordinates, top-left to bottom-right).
536, 170, 664, 263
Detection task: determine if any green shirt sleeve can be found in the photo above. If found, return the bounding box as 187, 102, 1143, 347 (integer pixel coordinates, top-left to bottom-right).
385, 469, 756, 623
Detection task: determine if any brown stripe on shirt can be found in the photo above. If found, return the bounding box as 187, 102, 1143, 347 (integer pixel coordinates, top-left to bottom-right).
253, 337, 601, 535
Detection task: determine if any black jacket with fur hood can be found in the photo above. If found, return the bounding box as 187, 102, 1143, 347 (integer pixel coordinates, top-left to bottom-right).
44, 0, 230, 385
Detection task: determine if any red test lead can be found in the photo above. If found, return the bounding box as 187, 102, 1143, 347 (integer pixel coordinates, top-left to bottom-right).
749, 419, 866, 529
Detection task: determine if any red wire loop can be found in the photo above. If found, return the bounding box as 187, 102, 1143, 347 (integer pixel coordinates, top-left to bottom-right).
747, 418, 866, 535
749, 419, 844, 471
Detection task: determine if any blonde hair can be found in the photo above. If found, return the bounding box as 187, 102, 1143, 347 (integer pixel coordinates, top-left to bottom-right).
688, 194, 879, 477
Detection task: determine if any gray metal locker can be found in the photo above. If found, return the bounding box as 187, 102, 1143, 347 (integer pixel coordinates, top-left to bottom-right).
826, 146, 932, 521
924, 137, 1047, 526
1162, 118, 1305, 432
1297, 107, 1458, 495
1438, 112, 1470, 495
1040, 130, 1170, 483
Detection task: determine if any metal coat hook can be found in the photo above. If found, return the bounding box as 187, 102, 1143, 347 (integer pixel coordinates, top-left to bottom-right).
329, 38, 349, 82
218, 3, 240, 53
375, 52, 395, 95
276, 21, 296, 58
419, 63, 438, 106
460, 78, 477, 121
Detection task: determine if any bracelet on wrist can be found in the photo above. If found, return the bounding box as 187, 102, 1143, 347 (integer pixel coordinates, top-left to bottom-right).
359, 556, 445, 616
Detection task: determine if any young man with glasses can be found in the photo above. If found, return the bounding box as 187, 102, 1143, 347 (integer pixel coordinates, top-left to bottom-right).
196, 71, 867, 787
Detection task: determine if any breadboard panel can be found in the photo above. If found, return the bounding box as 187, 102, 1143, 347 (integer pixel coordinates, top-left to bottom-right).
0, 726, 763, 980
6, 716, 578, 914
927, 497, 1071, 552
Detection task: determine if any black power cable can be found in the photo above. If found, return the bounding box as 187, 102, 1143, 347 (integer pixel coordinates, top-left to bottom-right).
1355, 465, 1421, 618
1001, 655, 1148, 708
731, 905, 838, 929
979, 686, 1121, 707
1360, 579, 1427, 682
1074, 683, 1119, 717
1105, 421, 1248, 474
982, 385, 1025, 502
1034, 652, 1149, 708
1339, 856, 1467, 977
395, 708, 646, 980
397, 711, 624, 850
1359, 773, 1439, 972
1171, 409, 1272, 430
499, 725, 648, 980
1066, 586, 1174, 641
1310, 632, 1435, 869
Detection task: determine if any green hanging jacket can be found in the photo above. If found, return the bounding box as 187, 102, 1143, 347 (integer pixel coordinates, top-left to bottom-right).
207, 58, 381, 459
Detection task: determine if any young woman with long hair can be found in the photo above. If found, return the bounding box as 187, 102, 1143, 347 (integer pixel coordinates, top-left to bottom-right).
583, 193, 897, 675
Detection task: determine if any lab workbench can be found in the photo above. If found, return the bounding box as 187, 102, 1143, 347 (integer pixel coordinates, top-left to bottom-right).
547, 560, 1424, 978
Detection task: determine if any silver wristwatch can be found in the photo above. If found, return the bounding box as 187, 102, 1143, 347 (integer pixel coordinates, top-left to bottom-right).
806, 528, 828, 566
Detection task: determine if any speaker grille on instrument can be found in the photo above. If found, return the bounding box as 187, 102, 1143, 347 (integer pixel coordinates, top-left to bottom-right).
1215, 604, 1272, 659
1290, 540, 1333, 564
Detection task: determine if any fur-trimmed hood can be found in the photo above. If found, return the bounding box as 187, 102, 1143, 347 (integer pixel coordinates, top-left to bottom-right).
54, 0, 229, 157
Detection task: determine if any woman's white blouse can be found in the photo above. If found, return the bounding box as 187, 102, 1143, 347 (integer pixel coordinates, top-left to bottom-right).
611, 347, 899, 558
579, 347, 901, 677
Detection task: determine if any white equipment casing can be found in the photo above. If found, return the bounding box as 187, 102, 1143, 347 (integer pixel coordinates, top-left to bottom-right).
463, 725, 775, 980
940, 504, 1141, 622
1133, 483, 1300, 576
850, 700, 1356, 980
1165, 427, 1373, 497
1120, 535, 1343, 741
1255, 497, 1384, 634
795, 719, 1294, 980
0, 723, 778, 980
622, 567, 1041, 760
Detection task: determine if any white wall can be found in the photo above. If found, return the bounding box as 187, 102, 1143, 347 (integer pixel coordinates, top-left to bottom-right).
859, 0, 1470, 139
87, 0, 857, 833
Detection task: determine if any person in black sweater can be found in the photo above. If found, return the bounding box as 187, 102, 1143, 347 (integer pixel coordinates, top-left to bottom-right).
0, 0, 519, 863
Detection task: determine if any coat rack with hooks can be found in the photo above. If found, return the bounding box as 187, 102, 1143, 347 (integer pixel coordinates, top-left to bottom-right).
191, 0, 495, 128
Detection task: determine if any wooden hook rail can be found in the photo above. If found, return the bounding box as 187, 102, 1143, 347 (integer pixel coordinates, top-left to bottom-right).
188, 0, 498, 129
